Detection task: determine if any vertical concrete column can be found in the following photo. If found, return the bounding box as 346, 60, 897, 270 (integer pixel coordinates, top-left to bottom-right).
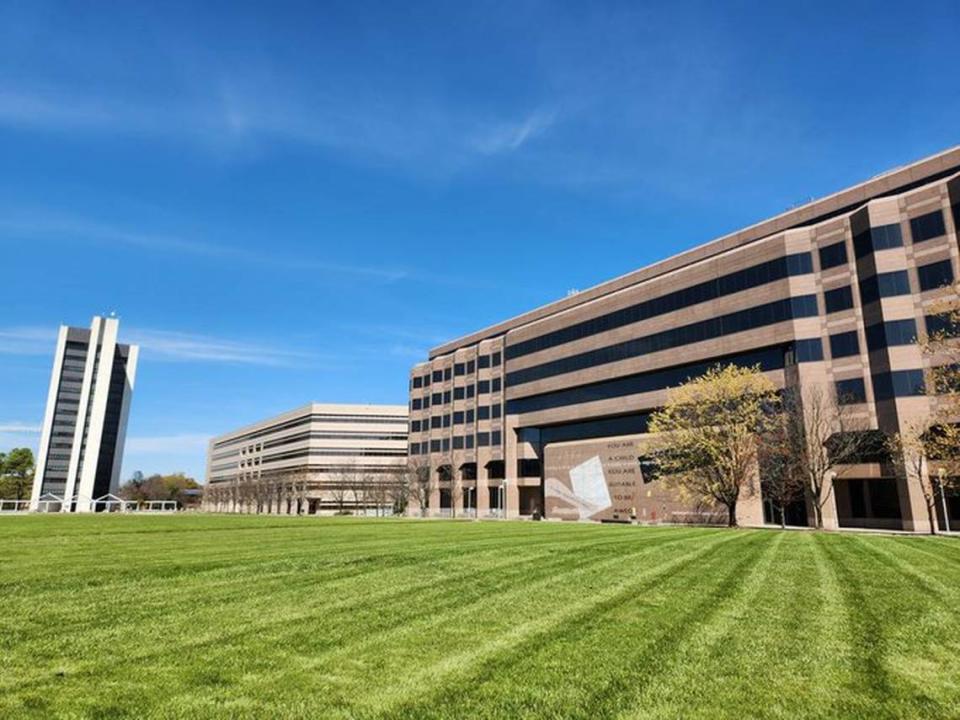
428, 485, 441, 517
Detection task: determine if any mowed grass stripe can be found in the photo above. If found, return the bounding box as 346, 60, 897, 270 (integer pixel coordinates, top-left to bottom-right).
2, 516, 959, 720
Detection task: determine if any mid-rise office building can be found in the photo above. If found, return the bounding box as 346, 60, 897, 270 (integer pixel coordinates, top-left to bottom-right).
204, 403, 409, 514
30, 315, 139, 512
408, 146, 960, 532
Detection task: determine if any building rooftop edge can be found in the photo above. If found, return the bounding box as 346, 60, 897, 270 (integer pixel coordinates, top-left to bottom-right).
426, 143, 960, 360
209, 402, 410, 445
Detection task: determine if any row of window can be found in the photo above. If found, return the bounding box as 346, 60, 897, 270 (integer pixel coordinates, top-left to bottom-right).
505, 295, 819, 387
834, 372, 923, 404
410, 430, 503, 454
410, 405, 504, 431
411, 352, 503, 388
410, 378, 503, 410
822, 259, 953, 317
505, 253, 814, 361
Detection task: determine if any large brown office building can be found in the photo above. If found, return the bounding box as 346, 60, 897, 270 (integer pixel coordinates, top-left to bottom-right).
407, 146, 960, 532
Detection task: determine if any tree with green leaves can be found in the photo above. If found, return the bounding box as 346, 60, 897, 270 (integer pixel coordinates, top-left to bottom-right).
648, 364, 778, 527
0, 448, 35, 501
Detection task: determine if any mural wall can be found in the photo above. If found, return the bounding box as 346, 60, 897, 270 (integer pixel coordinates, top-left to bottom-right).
543, 434, 728, 524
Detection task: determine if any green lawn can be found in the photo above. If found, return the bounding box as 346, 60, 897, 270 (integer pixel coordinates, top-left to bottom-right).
1, 516, 958, 719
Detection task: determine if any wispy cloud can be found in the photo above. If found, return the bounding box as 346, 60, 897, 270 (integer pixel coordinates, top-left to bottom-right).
0, 422, 41, 433
0, 327, 57, 355
470, 110, 556, 156
126, 328, 313, 367
0, 324, 315, 368
0, 214, 408, 282
125, 433, 211, 454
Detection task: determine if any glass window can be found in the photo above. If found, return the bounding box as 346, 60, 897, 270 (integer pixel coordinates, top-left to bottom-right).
506, 295, 819, 387
411, 420, 421, 432
432, 370, 442, 382
442, 390, 451, 404
795, 339, 824, 363
918, 259, 954, 291
505, 254, 814, 360
465, 408, 475, 424
478, 355, 491, 369
432, 392, 442, 405
454, 363, 465, 376
865, 319, 917, 351
411, 398, 422, 411
926, 313, 960, 338
412, 376, 423, 389
477, 380, 490, 394
444, 368, 452, 381
465, 435, 475, 449
466, 360, 475, 374
492, 351, 502, 366
491, 404, 502, 419
829, 332, 859, 359
492, 377, 502, 392
477, 432, 490, 447
824, 286, 854, 314
859, 270, 910, 305
453, 436, 464, 450
872, 369, 925, 400
819, 242, 848, 270
441, 438, 450, 452
430, 439, 441, 453
910, 210, 946, 243
835, 378, 867, 405
477, 406, 490, 420
491, 431, 502, 446
453, 387, 465, 400
453, 411, 464, 424
410, 443, 420, 455
854, 223, 903, 257
466, 385, 475, 399
431, 416, 441, 429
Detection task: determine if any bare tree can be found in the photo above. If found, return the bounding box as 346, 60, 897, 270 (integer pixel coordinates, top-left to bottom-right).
405, 459, 434, 517
888, 419, 941, 535
758, 415, 806, 528
779, 384, 871, 529
328, 465, 355, 515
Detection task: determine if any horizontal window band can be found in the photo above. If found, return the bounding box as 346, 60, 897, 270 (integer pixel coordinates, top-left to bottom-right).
506, 295, 818, 387
506, 253, 813, 361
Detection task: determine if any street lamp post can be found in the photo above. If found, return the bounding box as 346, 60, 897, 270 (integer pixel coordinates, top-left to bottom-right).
938, 467, 952, 534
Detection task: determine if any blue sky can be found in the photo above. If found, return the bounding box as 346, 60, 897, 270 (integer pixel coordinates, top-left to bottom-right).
2, 1, 959, 481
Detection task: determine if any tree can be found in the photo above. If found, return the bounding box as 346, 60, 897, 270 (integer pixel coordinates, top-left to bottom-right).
119, 472, 199, 507
778, 384, 871, 529
648, 364, 778, 527
887, 419, 941, 535
920, 289, 960, 459
329, 466, 354, 515
404, 459, 433, 517
1, 448, 35, 501
758, 416, 806, 529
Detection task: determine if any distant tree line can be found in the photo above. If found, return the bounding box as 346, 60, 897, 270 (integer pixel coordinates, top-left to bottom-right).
118, 471, 200, 507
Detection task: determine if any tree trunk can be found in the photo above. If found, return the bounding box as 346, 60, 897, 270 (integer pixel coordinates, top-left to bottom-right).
812, 501, 823, 529
727, 501, 737, 527
780, 506, 786, 530
927, 497, 939, 536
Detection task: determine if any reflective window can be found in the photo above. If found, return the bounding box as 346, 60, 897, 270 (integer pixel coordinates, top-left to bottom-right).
910, 210, 946, 243
859, 270, 910, 305
477, 406, 490, 420
491, 431, 502, 446
853, 224, 903, 257
506, 254, 814, 360
453, 411, 464, 424
478, 355, 491, 369
477, 380, 490, 394
819, 242, 848, 270
412, 376, 423, 389
835, 378, 867, 405
477, 432, 490, 447
466, 360, 475, 374
829, 332, 859, 359
453, 436, 464, 450
506, 295, 818, 387
872, 369, 925, 400
492, 378, 502, 392
454, 387, 465, 400
865, 319, 918, 351
794, 339, 824, 363
824, 286, 854, 314
918, 259, 954, 291
466, 409, 475, 424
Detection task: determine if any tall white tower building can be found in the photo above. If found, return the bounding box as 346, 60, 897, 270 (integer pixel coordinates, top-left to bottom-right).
30, 316, 139, 512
